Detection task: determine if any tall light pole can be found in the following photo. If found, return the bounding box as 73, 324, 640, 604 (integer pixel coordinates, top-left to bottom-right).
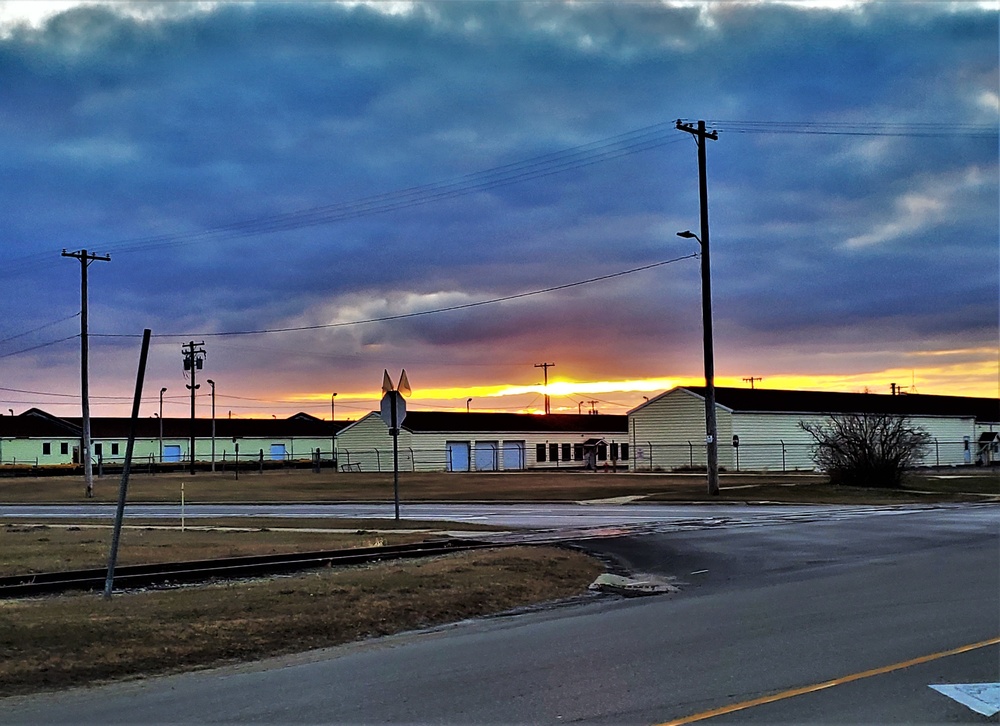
206, 379, 216, 472
331, 393, 337, 466
466, 398, 472, 413
159, 387, 167, 463
677, 119, 720, 496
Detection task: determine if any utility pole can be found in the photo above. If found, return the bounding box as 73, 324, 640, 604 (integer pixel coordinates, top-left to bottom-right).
587, 400, 599, 415
62, 249, 110, 498
743, 377, 762, 389
534, 362, 555, 414
181, 341, 206, 475
676, 119, 720, 496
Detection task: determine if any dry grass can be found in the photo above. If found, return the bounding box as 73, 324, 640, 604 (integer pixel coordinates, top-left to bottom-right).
0, 522, 446, 576
2, 469, 995, 505
0, 546, 602, 697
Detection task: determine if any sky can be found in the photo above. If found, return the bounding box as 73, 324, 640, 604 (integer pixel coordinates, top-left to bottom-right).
0, 0, 997, 422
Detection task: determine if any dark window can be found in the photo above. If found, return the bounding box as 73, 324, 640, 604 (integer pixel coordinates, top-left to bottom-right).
42, 442, 51, 456
111, 443, 120, 456
610, 443, 619, 460
536, 443, 546, 462
597, 443, 607, 461
60, 442, 69, 455
574, 444, 584, 461
549, 443, 559, 462
94, 443, 103, 456
561, 443, 571, 461
621, 443, 630, 461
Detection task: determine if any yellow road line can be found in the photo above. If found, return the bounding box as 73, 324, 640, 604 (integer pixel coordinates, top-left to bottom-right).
658, 636, 1000, 726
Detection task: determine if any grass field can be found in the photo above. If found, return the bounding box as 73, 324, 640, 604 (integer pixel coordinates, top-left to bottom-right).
1, 468, 996, 504
0, 545, 602, 697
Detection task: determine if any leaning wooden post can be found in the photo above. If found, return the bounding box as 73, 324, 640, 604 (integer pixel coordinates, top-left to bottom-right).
104, 329, 151, 600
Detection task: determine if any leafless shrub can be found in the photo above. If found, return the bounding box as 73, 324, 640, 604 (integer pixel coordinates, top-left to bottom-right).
799, 413, 932, 488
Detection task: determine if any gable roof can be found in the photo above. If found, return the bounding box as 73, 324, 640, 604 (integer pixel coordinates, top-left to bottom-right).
400, 411, 628, 434
675, 386, 999, 423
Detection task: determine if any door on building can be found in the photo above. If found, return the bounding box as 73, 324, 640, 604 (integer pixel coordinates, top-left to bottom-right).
270, 444, 287, 461
163, 445, 182, 463
446, 442, 470, 472
502, 441, 525, 470
474, 441, 498, 471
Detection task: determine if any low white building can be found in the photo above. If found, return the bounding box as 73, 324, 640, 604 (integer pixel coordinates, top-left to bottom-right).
628, 386, 1000, 472
335, 411, 629, 472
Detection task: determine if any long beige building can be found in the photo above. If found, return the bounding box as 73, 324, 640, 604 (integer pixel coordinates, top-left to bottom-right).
336, 411, 629, 472
628, 386, 1000, 472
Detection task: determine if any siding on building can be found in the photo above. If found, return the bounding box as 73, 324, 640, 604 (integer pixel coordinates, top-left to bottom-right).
336, 411, 630, 472
1, 409, 341, 467
630, 387, 999, 472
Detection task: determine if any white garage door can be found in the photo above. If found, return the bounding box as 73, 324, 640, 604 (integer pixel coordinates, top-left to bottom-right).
502, 441, 525, 470
446, 442, 470, 472
474, 441, 498, 471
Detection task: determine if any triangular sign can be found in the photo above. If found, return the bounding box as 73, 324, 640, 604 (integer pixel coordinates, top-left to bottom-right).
398, 369, 411, 397
382, 369, 394, 394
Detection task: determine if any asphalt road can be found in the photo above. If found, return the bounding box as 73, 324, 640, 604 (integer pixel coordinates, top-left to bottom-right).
0, 501, 965, 529
3, 504, 998, 724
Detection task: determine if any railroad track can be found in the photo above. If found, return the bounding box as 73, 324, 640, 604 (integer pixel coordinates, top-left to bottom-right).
0, 538, 495, 598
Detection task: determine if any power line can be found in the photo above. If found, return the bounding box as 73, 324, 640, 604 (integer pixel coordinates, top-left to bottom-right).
0, 312, 80, 345
3, 121, 688, 275
704, 119, 997, 138
0, 334, 78, 360
91, 253, 698, 340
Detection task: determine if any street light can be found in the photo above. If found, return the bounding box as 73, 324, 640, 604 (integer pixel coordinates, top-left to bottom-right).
678, 229, 719, 495
331, 392, 337, 466
158, 387, 167, 464
206, 380, 216, 473
466, 398, 472, 413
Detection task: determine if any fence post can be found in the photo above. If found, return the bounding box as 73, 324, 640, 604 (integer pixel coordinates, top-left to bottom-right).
780, 440, 786, 472
375, 448, 381, 472
934, 438, 939, 467
408, 447, 416, 472
688, 441, 694, 468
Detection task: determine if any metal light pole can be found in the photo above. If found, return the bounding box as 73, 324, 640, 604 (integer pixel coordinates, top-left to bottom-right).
466, 398, 472, 413
331, 392, 337, 465
207, 379, 216, 472
158, 387, 166, 463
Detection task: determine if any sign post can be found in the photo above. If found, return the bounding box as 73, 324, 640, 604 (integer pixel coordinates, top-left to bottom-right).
379, 369, 410, 521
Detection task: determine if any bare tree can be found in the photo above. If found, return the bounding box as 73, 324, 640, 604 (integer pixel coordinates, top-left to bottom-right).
799, 413, 932, 488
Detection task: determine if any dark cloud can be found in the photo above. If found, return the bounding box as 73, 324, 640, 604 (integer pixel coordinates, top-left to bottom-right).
0, 1, 996, 413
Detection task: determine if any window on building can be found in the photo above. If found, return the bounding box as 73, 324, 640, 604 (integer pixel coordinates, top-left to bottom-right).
42, 442, 51, 456
94, 443, 103, 457
111, 443, 120, 456
549, 443, 559, 462
621, 443, 630, 461
536, 443, 546, 462
574, 443, 584, 461
60, 442, 69, 455
561, 443, 571, 461
597, 443, 607, 461
610, 443, 619, 460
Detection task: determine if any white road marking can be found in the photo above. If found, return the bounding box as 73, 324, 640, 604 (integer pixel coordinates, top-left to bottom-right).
929, 683, 1000, 716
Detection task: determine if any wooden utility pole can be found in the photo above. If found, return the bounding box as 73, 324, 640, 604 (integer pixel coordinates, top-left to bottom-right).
534, 362, 555, 414
743, 377, 762, 389
62, 249, 110, 498
676, 119, 720, 496
181, 341, 206, 475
